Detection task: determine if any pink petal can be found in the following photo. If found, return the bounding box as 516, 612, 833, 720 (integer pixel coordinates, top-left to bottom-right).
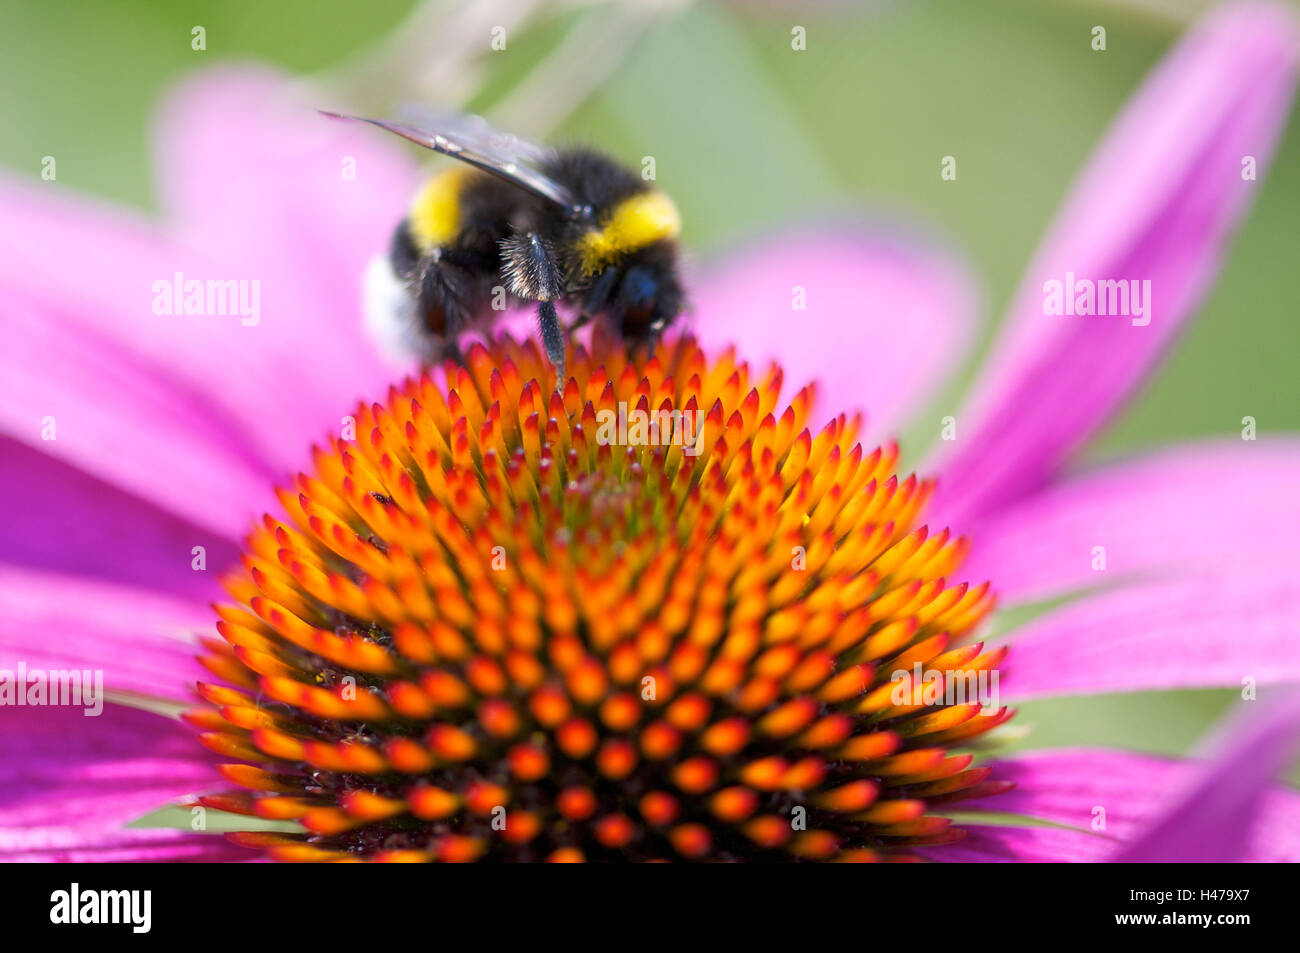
0, 437, 237, 601
690, 226, 977, 442
963, 439, 1300, 605
979, 749, 1183, 848
0, 290, 272, 539
998, 567, 1300, 700
0, 566, 209, 702
931, 3, 1300, 525
1117, 691, 1300, 861
0, 703, 231, 862
3, 828, 253, 863
152, 66, 419, 421
959, 726, 1300, 862
0, 68, 421, 537
921, 824, 1116, 863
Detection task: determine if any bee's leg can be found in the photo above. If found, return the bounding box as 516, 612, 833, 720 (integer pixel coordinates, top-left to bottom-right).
416, 252, 475, 367
571, 266, 619, 332
500, 230, 566, 390
537, 300, 566, 392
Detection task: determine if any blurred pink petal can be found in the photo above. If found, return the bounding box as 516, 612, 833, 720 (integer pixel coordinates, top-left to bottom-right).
0, 173, 287, 474
962, 439, 1300, 605
986, 750, 1174, 841
690, 227, 977, 441
933, 743, 1300, 862
1, 292, 271, 538
988, 748, 1299, 862
920, 824, 1117, 863
1117, 692, 1300, 861
0, 704, 236, 862
153, 66, 418, 410
932, 2, 1300, 525
0, 437, 237, 600
0, 567, 208, 701
998, 567, 1300, 700
3, 828, 253, 863
0, 68, 421, 533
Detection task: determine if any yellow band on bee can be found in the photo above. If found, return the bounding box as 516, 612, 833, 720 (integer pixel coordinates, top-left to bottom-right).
579, 190, 681, 274
408, 167, 471, 252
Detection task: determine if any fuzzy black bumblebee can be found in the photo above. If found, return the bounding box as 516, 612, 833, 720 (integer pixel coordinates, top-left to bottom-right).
324, 111, 685, 387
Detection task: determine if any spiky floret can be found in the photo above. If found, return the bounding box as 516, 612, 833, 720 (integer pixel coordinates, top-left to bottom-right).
190, 332, 1014, 862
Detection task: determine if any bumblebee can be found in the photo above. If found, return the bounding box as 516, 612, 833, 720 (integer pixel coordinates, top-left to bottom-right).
324, 111, 685, 387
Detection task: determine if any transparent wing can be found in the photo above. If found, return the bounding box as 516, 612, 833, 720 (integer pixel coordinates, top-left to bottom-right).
321, 110, 576, 210
391, 105, 554, 165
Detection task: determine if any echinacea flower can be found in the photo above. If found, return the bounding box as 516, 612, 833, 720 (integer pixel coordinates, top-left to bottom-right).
2, 2, 1299, 862
192, 332, 1015, 862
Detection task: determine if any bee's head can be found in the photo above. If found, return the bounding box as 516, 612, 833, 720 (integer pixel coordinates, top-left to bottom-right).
614, 260, 682, 340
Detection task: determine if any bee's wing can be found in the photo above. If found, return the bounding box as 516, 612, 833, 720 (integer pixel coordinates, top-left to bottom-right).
321, 110, 576, 210
391, 106, 555, 165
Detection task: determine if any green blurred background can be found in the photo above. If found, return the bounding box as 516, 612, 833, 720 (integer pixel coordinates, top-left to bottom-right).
3, 0, 1296, 775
